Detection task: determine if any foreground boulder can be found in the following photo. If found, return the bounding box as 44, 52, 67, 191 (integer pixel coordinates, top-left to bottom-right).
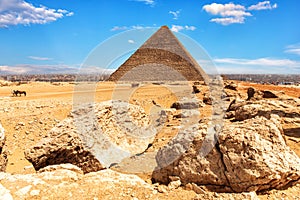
152, 115, 300, 192
0, 123, 7, 172
25, 100, 162, 173
0, 165, 156, 199
0, 163, 263, 199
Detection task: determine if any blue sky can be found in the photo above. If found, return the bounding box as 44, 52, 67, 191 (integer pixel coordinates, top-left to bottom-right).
0, 0, 299, 74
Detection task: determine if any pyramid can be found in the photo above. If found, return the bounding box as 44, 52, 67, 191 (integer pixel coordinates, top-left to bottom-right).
108, 26, 207, 82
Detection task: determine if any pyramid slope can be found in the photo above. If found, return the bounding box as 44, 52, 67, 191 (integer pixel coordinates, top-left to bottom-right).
108, 26, 208, 82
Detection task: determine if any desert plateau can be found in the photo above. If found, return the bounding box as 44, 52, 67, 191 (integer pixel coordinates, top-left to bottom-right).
0, 79, 299, 199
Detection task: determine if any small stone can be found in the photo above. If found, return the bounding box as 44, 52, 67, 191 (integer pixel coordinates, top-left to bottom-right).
18, 122, 25, 126
152, 190, 158, 195
168, 180, 181, 190
157, 185, 168, 193
30, 190, 40, 196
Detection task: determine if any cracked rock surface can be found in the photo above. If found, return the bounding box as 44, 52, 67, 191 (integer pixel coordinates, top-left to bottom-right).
25, 100, 161, 172
152, 115, 300, 192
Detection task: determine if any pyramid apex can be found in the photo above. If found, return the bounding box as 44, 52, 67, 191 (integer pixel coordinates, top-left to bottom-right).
161, 25, 169, 29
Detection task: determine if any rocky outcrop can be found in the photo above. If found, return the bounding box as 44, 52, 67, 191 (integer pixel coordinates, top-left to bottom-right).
152, 115, 300, 192
0, 163, 263, 199
0, 165, 156, 199
229, 99, 300, 121
171, 98, 203, 109
0, 123, 7, 172
247, 87, 278, 101
25, 100, 161, 172
24, 118, 104, 173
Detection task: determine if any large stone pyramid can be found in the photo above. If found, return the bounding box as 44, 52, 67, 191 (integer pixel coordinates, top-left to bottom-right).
108, 26, 207, 82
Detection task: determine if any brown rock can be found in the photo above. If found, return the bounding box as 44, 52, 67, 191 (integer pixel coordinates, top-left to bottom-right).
262, 90, 278, 98
247, 87, 278, 100
152, 115, 300, 192
192, 85, 201, 94
203, 95, 212, 105
247, 87, 256, 100
224, 82, 237, 91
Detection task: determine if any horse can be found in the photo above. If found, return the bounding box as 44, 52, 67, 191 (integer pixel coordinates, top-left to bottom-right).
12, 90, 26, 97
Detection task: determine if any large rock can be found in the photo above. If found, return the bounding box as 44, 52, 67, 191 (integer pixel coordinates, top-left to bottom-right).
25, 100, 162, 172
0, 164, 263, 199
232, 99, 300, 121
152, 115, 300, 192
0, 123, 7, 172
24, 118, 104, 173
0, 165, 156, 199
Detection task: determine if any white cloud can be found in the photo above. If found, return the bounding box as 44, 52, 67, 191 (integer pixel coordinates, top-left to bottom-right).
213, 57, 300, 74
111, 25, 156, 31
248, 1, 278, 11
110, 26, 128, 31
0, 64, 115, 75
203, 2, 277, 25
0, 0, 73, 28
214, 57, 298, 66
0, 65, 29, 74
128, 39, 135, 44
210, 17, 245, 25
285, 44, 300, 56
203, 3, 250, 17
171, 25, 196, 32
0, 64, 79, 74
132, 0, 155, 6
111, 24, 195, 33
28, 56, 52, 61
169, 10, 180, 20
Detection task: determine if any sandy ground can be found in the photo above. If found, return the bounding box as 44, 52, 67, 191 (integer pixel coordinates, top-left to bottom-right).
0, 81, 299, 199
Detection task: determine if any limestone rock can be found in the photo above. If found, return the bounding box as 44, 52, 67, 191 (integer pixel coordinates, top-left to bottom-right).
38, 163, 84, 174
0, 123, 5, 152
0, 123, 7, 172
0, 167, 155, 199
25, 100, 160, 172
0, 183, 13, 200
152, 115, 300, 192
24, 118, 104, 173
233, 99, 300, 121
219, 115, 300, 192
171, 98, 203, 109
194, 191, 259, 200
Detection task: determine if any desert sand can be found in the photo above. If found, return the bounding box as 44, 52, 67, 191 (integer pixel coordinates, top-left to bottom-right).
0, 80, 299, 199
